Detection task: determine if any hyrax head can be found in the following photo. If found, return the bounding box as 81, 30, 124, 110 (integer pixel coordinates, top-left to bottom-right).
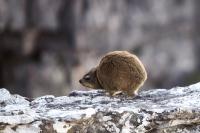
79, 67, 102, 89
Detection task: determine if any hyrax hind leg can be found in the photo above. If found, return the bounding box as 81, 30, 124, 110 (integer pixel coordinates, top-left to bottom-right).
126, 84, 143, 98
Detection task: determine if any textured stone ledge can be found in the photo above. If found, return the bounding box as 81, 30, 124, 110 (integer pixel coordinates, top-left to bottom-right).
0, 82, 200, 133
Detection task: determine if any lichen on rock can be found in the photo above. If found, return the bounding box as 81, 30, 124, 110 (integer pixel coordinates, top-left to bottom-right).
0, 83, 200, 132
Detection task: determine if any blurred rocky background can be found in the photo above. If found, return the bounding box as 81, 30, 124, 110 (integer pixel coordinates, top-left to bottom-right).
0, 0, 199, 98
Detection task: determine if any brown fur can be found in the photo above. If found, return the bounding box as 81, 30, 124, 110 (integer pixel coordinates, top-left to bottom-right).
79, 51, 147, 96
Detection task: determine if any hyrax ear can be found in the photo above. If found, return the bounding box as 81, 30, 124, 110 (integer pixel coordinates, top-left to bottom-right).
89, 67, 97, 72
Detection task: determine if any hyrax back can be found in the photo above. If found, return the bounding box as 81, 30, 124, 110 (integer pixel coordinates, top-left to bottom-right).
79, 51, 147, 96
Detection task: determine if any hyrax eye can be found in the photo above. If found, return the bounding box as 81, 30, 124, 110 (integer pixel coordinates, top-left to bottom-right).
84, 75, 90, 80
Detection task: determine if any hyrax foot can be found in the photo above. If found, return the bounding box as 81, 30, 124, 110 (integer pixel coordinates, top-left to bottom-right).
105, 91, 123, 98
123, 90, 142, 99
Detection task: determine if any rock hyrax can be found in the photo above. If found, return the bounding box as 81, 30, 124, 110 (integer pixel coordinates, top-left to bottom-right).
79, 51, 147, 96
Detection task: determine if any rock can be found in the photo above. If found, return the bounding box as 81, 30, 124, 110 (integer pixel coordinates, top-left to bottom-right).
0, 83, 200, 132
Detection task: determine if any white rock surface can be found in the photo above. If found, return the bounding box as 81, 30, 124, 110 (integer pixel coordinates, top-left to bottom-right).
0, 83, 200, 133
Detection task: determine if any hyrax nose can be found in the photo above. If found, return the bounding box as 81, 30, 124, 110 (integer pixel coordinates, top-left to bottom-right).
79, 79, 83, 83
